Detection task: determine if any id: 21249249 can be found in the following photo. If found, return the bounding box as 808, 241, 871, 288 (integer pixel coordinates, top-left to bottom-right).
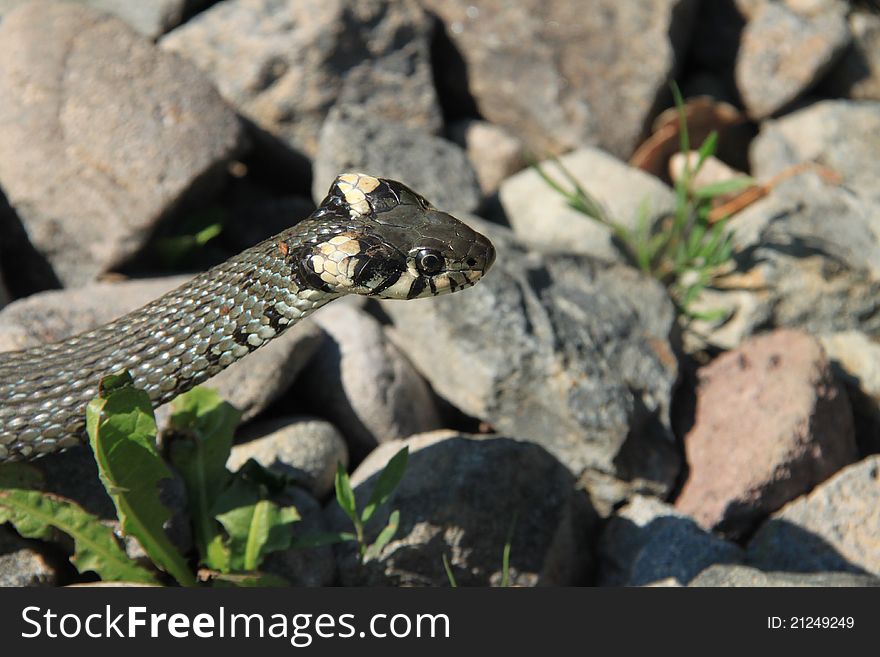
768, 617, 855, 630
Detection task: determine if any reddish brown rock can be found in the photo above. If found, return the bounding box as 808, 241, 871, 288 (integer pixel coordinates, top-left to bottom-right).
675, 329, 857, 537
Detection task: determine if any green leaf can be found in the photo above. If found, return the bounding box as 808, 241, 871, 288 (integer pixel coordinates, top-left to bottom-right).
334, 462, 358, 526
442, 554, 458, 588
361, 446, 408, 524
167, 387, 240, 570
686, 222, 707, 259
692, 177, 756, 200
687, 306, 733, 323
363, 509, 400, 561
671, 81, 690, 161
86, 371, 197, 587
0, 489, 157, 584
694, 130, 719, 174
212, 477, 300, 571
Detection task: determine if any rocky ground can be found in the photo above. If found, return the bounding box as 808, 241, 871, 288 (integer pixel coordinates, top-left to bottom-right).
1, 0, 879, 587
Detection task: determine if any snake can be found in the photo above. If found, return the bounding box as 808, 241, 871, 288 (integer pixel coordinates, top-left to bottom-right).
0, 173, 496, 462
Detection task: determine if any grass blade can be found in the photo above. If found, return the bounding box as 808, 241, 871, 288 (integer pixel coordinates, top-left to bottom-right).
361, 446, 408, 524
442, 554, 458, 588
363, 509, 400, 561
334, 462, 358, 526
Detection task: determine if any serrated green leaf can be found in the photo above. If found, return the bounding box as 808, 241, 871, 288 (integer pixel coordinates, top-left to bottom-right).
361, 446, 408, 524
212, 477, 300, 571
363, 509, 399, 561
0, 489, 157, 584
334, 462, 358, 525
167, 386, 240, 571
86, 372, 196, 587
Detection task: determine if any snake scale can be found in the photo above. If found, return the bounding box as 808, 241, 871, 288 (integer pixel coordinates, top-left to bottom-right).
0, 173, 495, 462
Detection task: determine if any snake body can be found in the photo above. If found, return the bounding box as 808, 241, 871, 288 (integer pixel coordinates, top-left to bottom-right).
0, 173, 495, 462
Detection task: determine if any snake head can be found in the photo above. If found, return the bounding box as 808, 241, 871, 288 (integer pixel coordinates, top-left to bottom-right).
300, 173, 496, 300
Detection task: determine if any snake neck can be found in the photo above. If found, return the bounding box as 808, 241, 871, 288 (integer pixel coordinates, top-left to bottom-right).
0, 234, 338, 460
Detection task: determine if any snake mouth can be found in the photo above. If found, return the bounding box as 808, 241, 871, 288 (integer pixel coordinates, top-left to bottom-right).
481, 238, 496, 275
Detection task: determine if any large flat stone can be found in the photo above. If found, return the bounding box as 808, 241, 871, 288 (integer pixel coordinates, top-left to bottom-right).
0, 2, 245, 286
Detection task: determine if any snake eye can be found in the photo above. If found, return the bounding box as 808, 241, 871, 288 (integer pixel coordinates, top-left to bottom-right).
415, 249, 444, 275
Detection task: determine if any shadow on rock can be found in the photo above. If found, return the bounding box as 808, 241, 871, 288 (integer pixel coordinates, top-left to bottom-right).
325, 433, 599, 586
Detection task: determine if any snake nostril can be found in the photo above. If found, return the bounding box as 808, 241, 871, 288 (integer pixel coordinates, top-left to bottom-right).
466, 257, 477, 267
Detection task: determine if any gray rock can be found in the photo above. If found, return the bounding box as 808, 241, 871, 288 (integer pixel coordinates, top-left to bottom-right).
498, 147, 676, 262
0, 2, 245, 287
684, 287, 774, 353
262, 487, 336, 586
202, 320, 323, 424
750, 100, 880, 206
629, 518, 744, 587
161, 0, 439, 159
689, 563, 880, 587
597, 495, 743, 587
325, 431, 597, 586
228, 416, 349, 499
747, 455, 880, 576
694, 171, 880, 350
823, 11, 880, 101
448, 119, 526, 197
382, 222, 681, 511
312, 105, 481, 216
0, 526, 57, 587
597, 495, 689, 586
0, 1, 209, 38
333, 55, 443, 137
0, 188, 61, 299
424, 0, 699, 159
675, 329, 857, 537
735, 0, 850, 118
296, 302, 442, 458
